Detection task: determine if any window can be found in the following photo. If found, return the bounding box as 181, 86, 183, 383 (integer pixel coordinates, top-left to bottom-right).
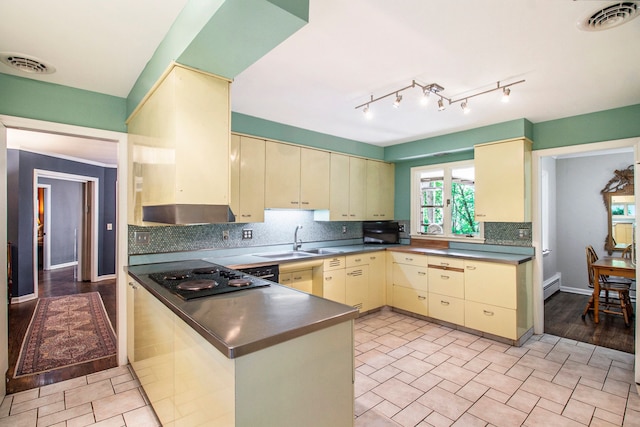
411, 161, 483, 240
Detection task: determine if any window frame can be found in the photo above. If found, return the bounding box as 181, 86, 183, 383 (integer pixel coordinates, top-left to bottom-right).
410, 160, 485, 243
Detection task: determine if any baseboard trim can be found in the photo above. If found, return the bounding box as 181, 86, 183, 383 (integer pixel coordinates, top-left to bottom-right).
95, 274, 116, 282
559, 286, 593, 297
11, 293, 37, 304
48, 261, 78, 270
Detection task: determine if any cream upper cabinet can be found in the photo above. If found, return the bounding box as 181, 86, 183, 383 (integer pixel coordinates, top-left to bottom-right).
300, 147, 330, 209
265, 141, 330, 209
316, 153, 366, 221
230, 134, 265, 223
366, 160, 395, 220
265, 141, 301, 208
474, 138, 532, 222
127, 63, 231, 225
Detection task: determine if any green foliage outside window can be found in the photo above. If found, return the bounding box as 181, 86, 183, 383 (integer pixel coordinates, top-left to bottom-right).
451, 182, 479, 235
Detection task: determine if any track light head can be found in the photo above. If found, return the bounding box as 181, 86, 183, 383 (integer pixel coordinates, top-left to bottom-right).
393, 93, 403, 108
437, 98, 446, 111
501, 87, 511, 103
420, 88, 430, 105
461, 100, 471, 114
363, 104, 372, 119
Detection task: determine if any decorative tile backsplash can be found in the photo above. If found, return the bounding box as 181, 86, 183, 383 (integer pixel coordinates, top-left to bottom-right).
128, 213, 531, 256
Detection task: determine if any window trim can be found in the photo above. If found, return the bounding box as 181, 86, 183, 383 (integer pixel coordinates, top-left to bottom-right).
410, 160, 485, 243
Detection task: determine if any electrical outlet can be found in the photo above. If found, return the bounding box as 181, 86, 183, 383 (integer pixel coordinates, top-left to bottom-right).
398, 224, 405, 233
134, 231, 150, 244
222, 230, 229, 240
243, 229, 253, 239
342, 226, 347, 234
518, 228, 530, 239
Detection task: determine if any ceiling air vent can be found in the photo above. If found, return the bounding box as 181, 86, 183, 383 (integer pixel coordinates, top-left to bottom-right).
0, 53, 56, 74
578, 2, 639, 31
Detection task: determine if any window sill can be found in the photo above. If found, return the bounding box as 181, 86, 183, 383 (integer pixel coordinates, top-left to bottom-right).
411, 234, 486, 244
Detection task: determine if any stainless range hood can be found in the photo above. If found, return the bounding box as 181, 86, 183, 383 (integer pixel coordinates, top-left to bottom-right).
143, 204, 235, 225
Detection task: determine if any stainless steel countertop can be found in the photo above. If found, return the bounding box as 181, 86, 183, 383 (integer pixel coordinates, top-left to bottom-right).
127, 260, 359, 359
385, 246, 533, 265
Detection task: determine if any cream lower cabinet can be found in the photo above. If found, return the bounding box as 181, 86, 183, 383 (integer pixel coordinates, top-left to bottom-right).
280, 269, 313, 293
345, 263, 368, 312
364, 252, 386, 310
427, 256, 465, 325
390, 252, 428, 316
323, 256, 346, 304
464, 260, 532, 340
128, 277, 354, 427
280, 260, 324, 296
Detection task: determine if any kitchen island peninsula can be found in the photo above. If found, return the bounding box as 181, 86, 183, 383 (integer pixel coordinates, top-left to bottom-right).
127, 259, 358, 427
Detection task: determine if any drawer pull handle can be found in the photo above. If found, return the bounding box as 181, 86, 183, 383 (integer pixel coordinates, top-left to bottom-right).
467, 266, 476, 270
291, 201, 298, 205
325, 277, 332, 281
370, 256, 376, 260
441, 275, 449, 280
440, 300, 450, 306
294, 276, 302, 280
301, 201, 309, 205
405, 257, 413, 261
355, 258, 362, 262
477, 214, 486, 217
483, 310, 494, 316
440, 262, 449, 266
128, 282, 138, 289
418, 296, 426, 300
418, 271, 426, 276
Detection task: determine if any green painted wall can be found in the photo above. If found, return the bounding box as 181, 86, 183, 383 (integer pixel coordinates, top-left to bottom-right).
532, 104, 640, 150
232, 112, 384, 159
0, 73, 126, 132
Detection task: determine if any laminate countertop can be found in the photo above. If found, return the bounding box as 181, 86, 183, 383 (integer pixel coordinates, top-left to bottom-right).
126, 259, 358, 359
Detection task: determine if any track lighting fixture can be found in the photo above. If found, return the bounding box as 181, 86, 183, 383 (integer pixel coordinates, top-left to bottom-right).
355, 79, 524, 118
502, 87, 511, 103
393, 93, 402, 108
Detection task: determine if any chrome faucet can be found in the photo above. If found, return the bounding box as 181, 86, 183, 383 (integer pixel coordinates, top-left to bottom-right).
293, 225, 303, 251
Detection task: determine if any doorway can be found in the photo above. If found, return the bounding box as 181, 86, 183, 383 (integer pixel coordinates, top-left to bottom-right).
532, 137, 640, 376
32, 171, 100, 297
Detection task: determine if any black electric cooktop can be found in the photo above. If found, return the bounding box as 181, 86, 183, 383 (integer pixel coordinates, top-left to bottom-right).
148, 264, 270, 300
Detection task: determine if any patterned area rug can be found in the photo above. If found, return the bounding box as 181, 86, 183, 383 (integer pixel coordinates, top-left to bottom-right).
14, 292, 117, 377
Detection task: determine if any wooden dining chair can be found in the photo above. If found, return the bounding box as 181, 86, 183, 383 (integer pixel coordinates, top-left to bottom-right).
582, 245, 633, 326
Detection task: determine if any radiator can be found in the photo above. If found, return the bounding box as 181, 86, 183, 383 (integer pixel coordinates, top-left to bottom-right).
543, 273, 562, 300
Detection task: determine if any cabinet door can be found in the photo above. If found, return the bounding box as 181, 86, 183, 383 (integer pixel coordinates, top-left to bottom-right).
231, 135, 265, 223
464, 261, 517, 309
393, 285, 428, 316
349, 157, 367, 220
474, 138, 531, 222
279, 272, 292, 287
328, 153, 350, 220
366, 252, 386, 310
366, 160, 395, 220
323, 268, 346, 304
291, 269, 313, 294
131, 283, 175, 425
346, 265, 368, 311
300, 148, 330, 209
265, 141, 300, 208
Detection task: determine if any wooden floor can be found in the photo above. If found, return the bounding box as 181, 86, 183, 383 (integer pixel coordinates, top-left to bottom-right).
544, 291, 635, 354
6, 267, 117, 394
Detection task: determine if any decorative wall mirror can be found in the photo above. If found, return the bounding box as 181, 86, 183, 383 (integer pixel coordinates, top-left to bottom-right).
602, 165, 635, 254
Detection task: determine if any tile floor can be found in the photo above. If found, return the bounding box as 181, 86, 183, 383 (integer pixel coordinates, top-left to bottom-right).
0, 365, 159, 427
1, 308, 637, 427
354, 308, 639, 427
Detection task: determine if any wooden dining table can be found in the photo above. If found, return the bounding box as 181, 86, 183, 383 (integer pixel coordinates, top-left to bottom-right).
591, 257, 636, 323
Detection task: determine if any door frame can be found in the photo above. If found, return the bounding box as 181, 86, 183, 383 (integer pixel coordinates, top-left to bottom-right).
531, 136, 640, 383
1, 114, 129, 370
32, 170, 100, 297
36, 183, 51, 271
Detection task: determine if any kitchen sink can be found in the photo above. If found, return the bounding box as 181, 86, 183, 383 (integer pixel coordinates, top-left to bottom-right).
302, 248, 344, 255
255, 251, 315, 260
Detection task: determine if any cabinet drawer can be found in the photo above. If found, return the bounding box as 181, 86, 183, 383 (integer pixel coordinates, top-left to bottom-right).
323, 256, 346, 271
323, 269, 346, 304
428, 293, 464, 325
390, 252, 428, 267
392, 263, 427, 291
464, 261, 517, 309
428, 268, 464, 298
465, 301, 516, 339
346, 254, 368, 268
428, 256, 464, 270
392, 285, 428, 316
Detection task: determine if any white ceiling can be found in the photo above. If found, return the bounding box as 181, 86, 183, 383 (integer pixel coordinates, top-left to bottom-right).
2, 0, 640, 164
